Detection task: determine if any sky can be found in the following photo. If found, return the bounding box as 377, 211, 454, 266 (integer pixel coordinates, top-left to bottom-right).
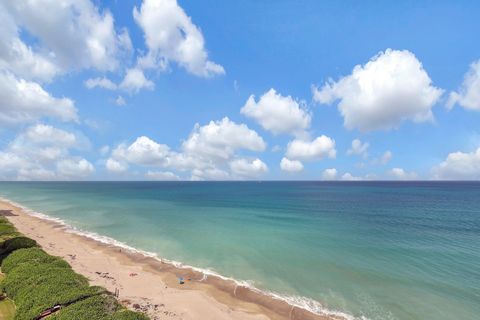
1, 0, 480, 181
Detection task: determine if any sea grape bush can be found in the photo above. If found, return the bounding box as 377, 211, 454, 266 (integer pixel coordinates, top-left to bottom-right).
0, 217, 149, 320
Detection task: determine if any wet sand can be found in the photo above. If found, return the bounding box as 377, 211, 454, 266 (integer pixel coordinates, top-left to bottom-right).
0, 199, 340, 320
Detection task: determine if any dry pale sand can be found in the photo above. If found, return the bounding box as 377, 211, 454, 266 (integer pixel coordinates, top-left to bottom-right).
0, 199, 339, 320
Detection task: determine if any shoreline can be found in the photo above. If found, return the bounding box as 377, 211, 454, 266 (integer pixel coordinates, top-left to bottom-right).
0, 198, 345, 320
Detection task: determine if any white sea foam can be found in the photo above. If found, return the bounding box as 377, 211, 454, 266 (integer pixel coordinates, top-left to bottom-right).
0, 196, 361, 320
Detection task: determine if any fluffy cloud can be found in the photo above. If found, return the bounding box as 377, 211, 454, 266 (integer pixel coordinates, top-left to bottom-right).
10, 124, 78, 154
0, 71, 78, 125
0, 153, 30, 172
369, 150, 393, 166
85, 69, 156, 94
447, 60, 480, 110
432, 148, 480, 180
313, 49, 443, 131
115, 96, 126, 106
241, 88, 311, 136
0, 3, 59, 82
0, 13, 59, 82
1, 0, 130, 77
146, 171, 180, 181
17, 168, 56, 181
119, 68, 155, 93
108, 118, 266, 180
112, 136, 171, 166
23, 124, 76, 147
230, 158, 268, 178
347, 139, 369, 158
133, 0, 224, 77
0, 124, 94, 180
182, 117, 266, 161
280, 157, 304, 172
57, 159, 95, 178
191, 168, 230, 181
105, 158, 128, 173
388, 168, 417, 180
84, 77, 117, 90
322, 168, 338, 180
285, 135, 336, 161
341, 172, 363, 181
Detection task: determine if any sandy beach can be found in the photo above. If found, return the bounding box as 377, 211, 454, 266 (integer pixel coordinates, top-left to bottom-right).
0, 199, 336, 320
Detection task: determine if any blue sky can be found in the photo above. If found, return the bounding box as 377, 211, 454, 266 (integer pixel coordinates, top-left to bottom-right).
1, 0, 480, 180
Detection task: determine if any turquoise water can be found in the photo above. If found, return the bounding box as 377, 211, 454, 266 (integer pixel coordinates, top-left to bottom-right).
0, 181, 479, 320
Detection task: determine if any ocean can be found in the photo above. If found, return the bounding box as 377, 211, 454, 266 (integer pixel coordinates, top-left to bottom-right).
0, 181, 478, 320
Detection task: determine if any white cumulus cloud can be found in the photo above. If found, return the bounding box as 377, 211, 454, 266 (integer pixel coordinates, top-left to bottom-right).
347, 139, 369, 158
112, 136, 171, 166
0, 124, 94, 180
388, 168, 418, 180
146, 171, 180, 181
241, 88, 311, 136
432, 148, 480, 180
17, 168, 56, 181
120, 68, 154, 93
447, 59, 480, 110
57, 159, 95, 178
108, 118, 266, 180
322, 168, 338, 180
280, 157, 304, 173
230, 158, 268, 178
286, 135, 336, 161
105, 158, 128, 173
191, 168, 230, 181
22, 124, 76, 147
341, 173, 363, 181
133, 0, 224, 77
0, 8, 59, 82
115, 96, 126, 106
0, 71, 78, 125
1, 0, 131, 77
313, 49, 443, 131
182, 117, 266, 161
84, 77, 117, 90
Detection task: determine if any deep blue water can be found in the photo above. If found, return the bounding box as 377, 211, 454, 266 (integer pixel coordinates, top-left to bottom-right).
0, 181, 479, 320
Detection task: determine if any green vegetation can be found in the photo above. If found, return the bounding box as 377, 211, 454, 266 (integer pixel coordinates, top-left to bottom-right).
0, 273, 15, 320
49, 295, 119, 320
1, 256, 104, 320
48, 295, 148, 320
0, 218, 34, 263
0, 298, 15, 320
0, 217, 149, 320
0, 237, 37, 257
109, 310, 149, 320
1, 247, 69, 273
0, 218, 15, 236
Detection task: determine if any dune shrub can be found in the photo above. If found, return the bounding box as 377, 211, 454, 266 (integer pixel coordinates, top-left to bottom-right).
1, 262, 103, 320
0, 218, 20, 246
49, 295, 121, 320
0, 218, 149, 320
0, 218, 37, 262
0, 223, 14, 235
1, 247, 69, 273
109, 310, 150, 320
0, 236, 37, 256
